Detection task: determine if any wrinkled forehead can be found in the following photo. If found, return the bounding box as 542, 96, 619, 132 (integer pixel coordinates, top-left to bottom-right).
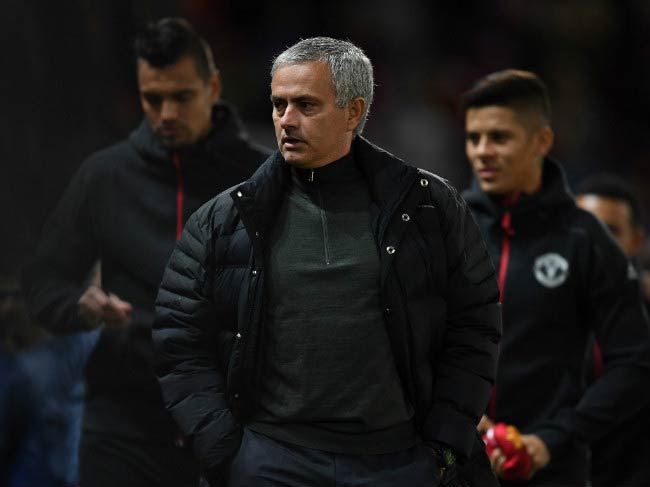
271, 61, 336, 98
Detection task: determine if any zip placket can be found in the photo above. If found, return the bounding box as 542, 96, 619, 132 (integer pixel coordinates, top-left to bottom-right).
497, 192, 520, 296
489, 191, 520, 419
172, 153, 184, 241
308, 169, 331, 265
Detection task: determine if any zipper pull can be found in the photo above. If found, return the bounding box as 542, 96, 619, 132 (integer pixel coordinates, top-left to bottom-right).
308, 169, 315, 183
501, 210, 514, 237
501, 191, 521, 236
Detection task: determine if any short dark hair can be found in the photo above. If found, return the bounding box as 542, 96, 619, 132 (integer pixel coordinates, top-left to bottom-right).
575, 173, 642, 228
461, 69, 551, 125
134, 17, 216, 81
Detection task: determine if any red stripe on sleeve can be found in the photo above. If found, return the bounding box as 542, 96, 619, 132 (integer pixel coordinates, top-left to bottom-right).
172, 153, 184, 241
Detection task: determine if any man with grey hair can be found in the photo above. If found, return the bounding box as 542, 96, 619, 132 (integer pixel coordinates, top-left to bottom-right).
153, 37, 501, 486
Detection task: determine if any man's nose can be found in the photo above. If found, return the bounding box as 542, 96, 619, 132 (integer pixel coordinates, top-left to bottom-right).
161, 99, 179, 121
475, 136, 494, 156
280, 104, 297, 129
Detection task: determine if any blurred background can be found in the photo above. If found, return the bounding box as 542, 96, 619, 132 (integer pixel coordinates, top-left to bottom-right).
2, 0, 649, 275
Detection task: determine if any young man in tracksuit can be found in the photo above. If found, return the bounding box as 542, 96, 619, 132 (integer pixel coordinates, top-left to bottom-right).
24, 18, 269, 487
153, 37, 501, 486
461, 69, 650, 486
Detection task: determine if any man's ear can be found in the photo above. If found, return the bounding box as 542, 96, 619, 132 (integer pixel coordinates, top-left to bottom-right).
346, 97, 366, 133
536, 126, 554, 158
209, 71, 222, 103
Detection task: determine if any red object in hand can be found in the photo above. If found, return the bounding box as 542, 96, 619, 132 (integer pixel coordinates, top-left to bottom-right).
483, 423, 533, 481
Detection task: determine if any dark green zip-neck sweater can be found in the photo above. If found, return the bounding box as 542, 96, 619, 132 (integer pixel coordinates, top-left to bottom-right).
248, 152, 418, 454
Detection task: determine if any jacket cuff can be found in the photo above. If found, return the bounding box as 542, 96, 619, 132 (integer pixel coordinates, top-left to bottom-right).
422, 403, 477, 460
534, 426, 570, 460
193, 414, 242, 476
68, 288, 91, 331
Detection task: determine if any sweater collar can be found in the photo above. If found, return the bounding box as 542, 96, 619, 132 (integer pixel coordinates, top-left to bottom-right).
232, 137, 417, 238
291, 151, 361, 188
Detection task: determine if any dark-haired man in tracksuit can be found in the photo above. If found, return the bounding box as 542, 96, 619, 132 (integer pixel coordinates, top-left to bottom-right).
462, 69, 650, 486
24, 18, 269, 487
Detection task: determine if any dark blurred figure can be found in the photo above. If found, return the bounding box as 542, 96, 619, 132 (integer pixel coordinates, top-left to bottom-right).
23, 18, 269, 487
638, 241, 650, 305
461, 70, 650, 486
575, 174, 650, 487
1, 275, 98, 487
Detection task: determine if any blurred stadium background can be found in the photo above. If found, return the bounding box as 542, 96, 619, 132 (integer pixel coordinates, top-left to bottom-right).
2, 0, 649, 272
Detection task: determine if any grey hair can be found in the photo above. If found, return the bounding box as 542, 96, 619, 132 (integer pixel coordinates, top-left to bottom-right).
271, 37, 374, 136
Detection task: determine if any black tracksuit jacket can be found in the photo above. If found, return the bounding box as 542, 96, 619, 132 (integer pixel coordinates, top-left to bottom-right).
154, 137, 502, 485
463, 159, 650, 486
24, 102, 269, 441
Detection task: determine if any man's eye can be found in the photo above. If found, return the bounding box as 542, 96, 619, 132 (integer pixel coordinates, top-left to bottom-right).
491, 132, 509, 143
466, 133, 479, 145
144, 95, 162, 107
174, 92, 192, 103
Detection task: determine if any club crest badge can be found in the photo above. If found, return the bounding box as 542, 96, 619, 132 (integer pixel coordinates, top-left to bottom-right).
533, 253, 569, 288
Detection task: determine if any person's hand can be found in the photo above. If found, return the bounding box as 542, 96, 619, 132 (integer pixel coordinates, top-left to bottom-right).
488, 433, 550, 480
488, 445, 506, 476
78, 285, 132, 328
477, 415, 494, 434
520, 434, 550, 477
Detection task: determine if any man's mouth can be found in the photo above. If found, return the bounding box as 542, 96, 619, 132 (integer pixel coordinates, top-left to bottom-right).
477, 167, 499, 180
159, 125, 183, 138
281, 136, 304, 149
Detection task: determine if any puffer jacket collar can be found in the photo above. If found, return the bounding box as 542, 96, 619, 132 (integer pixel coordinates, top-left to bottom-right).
231, 136, 420, 241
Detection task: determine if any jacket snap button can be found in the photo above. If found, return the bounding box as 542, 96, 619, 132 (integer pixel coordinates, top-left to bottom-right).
385, 307, 391, 316
236, 333, 242, 339
420, 179, 429, 187
236, 191, 243, 197
252, 269, 257, 276
386, 246, 396, 255
402, 213, 410, 222
255, 231, 260, 237
233, 393, 240, 399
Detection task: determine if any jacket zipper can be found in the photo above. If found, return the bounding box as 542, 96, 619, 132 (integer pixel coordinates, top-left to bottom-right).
172, 153, 184, 241
309, 170, 331, 265
489, 191, 520, 419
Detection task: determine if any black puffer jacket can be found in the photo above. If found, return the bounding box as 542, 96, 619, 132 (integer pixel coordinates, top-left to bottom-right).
463, 159, 650, 486
24, 102, 269, 441
154, 137, 501, 484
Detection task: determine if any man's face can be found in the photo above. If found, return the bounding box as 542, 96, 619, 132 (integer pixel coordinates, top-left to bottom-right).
137, 56, 221, 147
576, 194, 643, 256
465, 106, 552, 195
271, 61, 360, 169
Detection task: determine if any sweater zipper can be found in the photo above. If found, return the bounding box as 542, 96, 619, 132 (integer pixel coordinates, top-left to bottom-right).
172, 153, 184, 241
489, 191, 520, 419
308, 169, 331, 265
